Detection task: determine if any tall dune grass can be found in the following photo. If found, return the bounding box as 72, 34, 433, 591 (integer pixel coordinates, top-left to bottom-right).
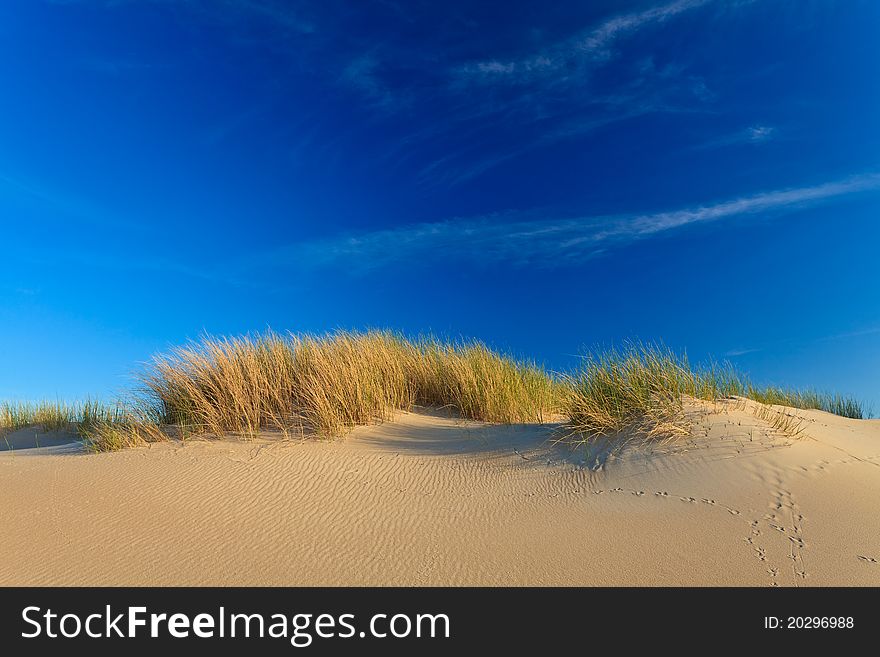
562, 341, 867, 443
2, 333, 868, 451
562, 343, 703, 442
0, 400, 150, 451
0, 400, 126, 434
745, 386, 866, 419
138, 331, 559, 441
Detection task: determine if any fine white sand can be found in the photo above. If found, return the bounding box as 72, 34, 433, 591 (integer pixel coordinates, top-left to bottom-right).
2, 400, 879, 586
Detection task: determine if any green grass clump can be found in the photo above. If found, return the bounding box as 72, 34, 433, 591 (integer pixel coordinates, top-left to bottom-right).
562, 343, 705, 442
561, 341, 868, 443
0, 399, 163, 452
2, 400, 78, 433
744, 386, 866, 420
77, 414, 162, 452
0, 400, 121, 434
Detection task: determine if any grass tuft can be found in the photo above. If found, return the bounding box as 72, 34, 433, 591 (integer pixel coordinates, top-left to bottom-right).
0, 400, 126, 435
0, 400, 167, 452
561, 341, 867, 444
744, 386, 866, 420
139, 331, 560, 439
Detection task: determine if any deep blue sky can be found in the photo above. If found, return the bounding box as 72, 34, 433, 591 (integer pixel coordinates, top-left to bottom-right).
1, 0, 878, 409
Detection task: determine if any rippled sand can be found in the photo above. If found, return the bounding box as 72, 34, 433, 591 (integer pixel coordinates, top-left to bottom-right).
2, 400, 879, 586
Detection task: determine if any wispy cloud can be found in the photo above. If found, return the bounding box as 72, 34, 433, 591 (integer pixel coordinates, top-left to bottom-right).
424, 0, 721, 184
746, 124, 775, 142
69, 0, 741, 187
724, 347, 761, 357
459, 0, 712, 83
578, 0, 711, 60
60, 0, 777, 190
695, 123, 777, 150
341, 55, 401, 112
723, 322, 880, 362
817, 326, 880, 343
253, 171, 880, 274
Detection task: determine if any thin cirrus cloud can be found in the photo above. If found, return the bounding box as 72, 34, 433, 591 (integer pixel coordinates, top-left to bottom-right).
72, 0, 729, 187
425, 0, 721, 185
459, 0, 713, 83
723, 324, 880, 360
259, 171, 880, 274
724, 347, 761, 357
746, 125, 775, 142
694, 124, 777, 150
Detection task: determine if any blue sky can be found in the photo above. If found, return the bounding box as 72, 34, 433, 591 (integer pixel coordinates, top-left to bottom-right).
1, 0, 878, 409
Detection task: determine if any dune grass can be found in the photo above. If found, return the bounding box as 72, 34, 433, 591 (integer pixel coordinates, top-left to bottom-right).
562, 343, 707, 443
561, 341, 867, 443
137, 331, 559, 442
2, 333, 869, 451
1, 400, 80, 433
0, 400, 127, 434
744, 386, 866, 420
0, 399, 146, 451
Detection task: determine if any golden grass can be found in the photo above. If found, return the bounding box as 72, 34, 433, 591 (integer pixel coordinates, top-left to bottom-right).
139, 331, 559, 440
745, 399, 807, 437
745, 386, 866, 420
561, 343, 701, 444
1, 400, 77, 433
0, 400, 125, 434
560, 341, 865, 444
2, 333, 868, 451
0, 399, 162, 452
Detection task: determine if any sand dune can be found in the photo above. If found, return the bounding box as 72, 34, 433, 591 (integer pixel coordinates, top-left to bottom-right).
2, 400, 879, 586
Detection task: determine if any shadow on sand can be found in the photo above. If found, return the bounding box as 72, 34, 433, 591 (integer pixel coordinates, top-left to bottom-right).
0, 427, 84, 454
345, 406, 614, 469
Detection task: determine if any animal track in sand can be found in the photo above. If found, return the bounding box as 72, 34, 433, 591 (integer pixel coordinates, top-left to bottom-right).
777, 488, 808, 584
589, 487, 741, 516
763, 486, 808, 584
744, 464, 811, 586
587, 483, 768, 582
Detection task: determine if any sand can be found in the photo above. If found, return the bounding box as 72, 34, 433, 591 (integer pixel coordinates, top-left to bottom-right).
1, 399, 879, 586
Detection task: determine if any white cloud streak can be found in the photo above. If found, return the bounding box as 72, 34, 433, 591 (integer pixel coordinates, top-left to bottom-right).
580, 0, 711, 56
460, 0, 712, 83
746, 125, 775, 142
260, 172, 880, 273
694, 123, 777, 150
431, 0, 721, 184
